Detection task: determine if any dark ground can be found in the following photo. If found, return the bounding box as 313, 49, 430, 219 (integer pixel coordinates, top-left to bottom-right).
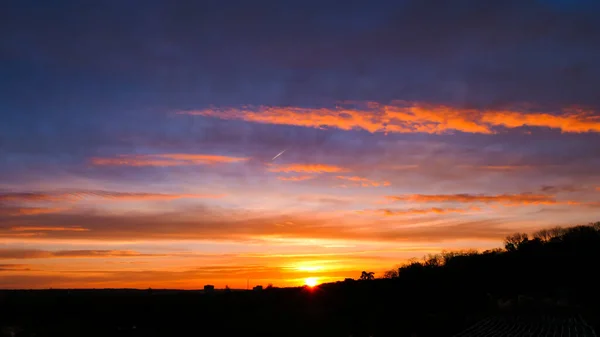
0, 283, 597, 337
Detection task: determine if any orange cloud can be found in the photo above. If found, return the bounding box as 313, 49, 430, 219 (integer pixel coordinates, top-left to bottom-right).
336, 176, 390, 187
90, 153, 249, 167
0, 207, 66, 216
365, 207, 481, 216
387, 193, 557, 205
384, 104, 493, 134
277, 175, 315, 182
268, 163, 349, 173
183, 106, 387, 132
480, 108, 600, 133
180, 102, 600, 134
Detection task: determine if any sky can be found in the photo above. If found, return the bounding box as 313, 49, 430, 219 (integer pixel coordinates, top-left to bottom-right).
1, 0, 600, 289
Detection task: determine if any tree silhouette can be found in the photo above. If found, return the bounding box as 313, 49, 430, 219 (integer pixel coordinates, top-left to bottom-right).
504, 232, 529, 251
383, 269, 398, 278
533, 228, 552, 242
360, 271, 375, 280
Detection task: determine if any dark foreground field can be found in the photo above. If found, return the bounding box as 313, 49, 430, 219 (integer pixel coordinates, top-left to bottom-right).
0, 283, 598, 337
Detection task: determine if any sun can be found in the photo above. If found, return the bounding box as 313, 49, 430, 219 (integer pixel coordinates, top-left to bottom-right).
304, 277, 318, 287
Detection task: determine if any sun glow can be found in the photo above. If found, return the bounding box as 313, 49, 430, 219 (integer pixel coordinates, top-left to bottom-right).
304, 277, 318, 287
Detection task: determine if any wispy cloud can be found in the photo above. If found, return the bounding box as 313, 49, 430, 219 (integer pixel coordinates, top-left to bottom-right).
0, 249, 161, 259
90, 153, 249, 167
0, 193, 68, 202
0, 190, 223, 203
0, 207, 66, 216
9, 226, 89, 232
457, 165, 536, 171
363, 207, 481, 216
78, 191, 224, 201
268, 163, 349, 173
277, 175, 315, 182
387, 193, 558, 205
539, 185, 589, 193
336, 176, 390, 187
180, 103, 600, 135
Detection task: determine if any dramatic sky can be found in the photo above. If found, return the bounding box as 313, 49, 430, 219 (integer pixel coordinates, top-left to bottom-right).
1, 0, 600, 289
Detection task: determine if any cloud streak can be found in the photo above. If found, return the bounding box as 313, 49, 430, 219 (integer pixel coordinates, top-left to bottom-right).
181, 103, 600, 135
387, 193, 558, 205
9, 226, 89, 232
0, 249, 161, 259
90, 153, 249, 167
0, 190, 223, 203
0, 207, 66, 216
277, 175, 315, 182
364, 207, 481, 216
336, 176, 390, 187
268, 163, 349, 173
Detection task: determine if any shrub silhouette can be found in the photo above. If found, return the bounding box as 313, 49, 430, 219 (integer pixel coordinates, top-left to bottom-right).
359, 271, 375, 280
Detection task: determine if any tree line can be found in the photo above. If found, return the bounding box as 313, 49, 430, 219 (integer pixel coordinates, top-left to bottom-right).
374, 222, 600, 282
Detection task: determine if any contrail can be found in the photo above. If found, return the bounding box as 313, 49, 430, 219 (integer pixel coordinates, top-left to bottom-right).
271, 149, 287, 161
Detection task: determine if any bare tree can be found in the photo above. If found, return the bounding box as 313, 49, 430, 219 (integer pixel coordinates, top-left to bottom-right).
383, 269, 399, 278
548, 226, 566, 239
534, 226, 566, 242
423, 253, 442, 267
533, 228, 552, 242
504, 232, 529, 251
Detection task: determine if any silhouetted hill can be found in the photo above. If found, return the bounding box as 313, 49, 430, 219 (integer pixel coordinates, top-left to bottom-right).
1, 222, 598, 337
